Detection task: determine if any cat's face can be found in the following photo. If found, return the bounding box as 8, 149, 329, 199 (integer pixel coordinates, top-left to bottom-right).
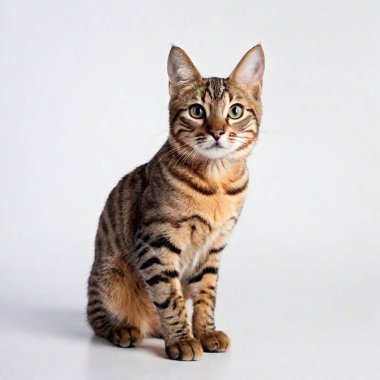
168, 45, 265, 161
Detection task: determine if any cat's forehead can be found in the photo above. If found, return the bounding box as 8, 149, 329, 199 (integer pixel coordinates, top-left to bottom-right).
201, 77, 229, 102
177, 76, 245, 106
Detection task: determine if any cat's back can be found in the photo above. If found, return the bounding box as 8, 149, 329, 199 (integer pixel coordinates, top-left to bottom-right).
95, 163, 149, 259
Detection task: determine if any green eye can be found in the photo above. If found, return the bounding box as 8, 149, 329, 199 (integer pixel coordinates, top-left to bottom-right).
189, 104, 205, 119
228, 104, 244, 119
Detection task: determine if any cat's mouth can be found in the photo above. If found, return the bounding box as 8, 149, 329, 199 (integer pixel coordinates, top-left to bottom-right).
193, 138, 236, 159
207, 141, 224, 149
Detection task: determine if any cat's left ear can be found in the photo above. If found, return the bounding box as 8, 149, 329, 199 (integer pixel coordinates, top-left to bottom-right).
229, 45, 265, 97
167, 46, 202, 96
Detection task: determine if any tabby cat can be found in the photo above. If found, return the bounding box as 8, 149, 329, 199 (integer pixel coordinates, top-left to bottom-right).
87, 44, 265, 361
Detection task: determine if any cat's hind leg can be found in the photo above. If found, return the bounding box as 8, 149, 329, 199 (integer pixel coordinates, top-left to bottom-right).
87, 256, 160, 347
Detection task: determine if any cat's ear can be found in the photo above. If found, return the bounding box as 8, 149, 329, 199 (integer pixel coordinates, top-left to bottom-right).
229, 45, 265, 96
167, 46, 202, 96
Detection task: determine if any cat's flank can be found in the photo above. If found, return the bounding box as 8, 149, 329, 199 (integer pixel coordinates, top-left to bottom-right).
87, 45, 265, 361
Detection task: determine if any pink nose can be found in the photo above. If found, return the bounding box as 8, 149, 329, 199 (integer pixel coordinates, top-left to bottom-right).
209, 129, 225, 141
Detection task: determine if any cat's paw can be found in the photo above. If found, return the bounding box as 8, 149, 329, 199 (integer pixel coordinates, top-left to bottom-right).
108, 326, 142, 348
165, 338, 203, 361
199, 331, 230, 353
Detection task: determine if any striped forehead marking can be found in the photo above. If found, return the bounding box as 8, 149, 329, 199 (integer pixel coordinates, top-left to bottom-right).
202, 77, 228, 101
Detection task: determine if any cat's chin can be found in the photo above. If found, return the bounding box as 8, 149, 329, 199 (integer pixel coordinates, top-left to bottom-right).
197, 146, 235, 160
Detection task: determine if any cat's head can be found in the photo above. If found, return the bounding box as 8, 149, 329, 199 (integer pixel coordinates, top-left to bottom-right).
167, 45, 265, 161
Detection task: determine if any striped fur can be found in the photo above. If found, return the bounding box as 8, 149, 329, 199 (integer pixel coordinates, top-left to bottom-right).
87, 45, 265, 360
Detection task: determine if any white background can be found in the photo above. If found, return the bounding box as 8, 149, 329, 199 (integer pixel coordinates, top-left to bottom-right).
1, 1, 379, 379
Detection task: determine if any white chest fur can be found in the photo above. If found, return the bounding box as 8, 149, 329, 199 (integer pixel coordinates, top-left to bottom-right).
178, 224, 223, 280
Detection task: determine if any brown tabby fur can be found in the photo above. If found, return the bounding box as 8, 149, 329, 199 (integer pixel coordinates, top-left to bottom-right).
87, 45, 265, 360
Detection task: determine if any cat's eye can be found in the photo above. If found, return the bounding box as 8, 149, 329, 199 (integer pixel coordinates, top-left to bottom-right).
228, 104, 244, 119
189, 104, 205, 119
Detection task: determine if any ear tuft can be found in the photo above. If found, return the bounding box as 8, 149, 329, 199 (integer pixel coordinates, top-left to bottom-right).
167, 46, 202, 95
230, 45, 265, 92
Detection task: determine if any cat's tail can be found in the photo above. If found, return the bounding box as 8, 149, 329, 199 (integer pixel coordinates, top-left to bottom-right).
86, 278, 114, 339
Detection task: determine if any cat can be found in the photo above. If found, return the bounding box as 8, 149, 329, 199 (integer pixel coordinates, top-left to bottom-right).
87, 44, 265, 361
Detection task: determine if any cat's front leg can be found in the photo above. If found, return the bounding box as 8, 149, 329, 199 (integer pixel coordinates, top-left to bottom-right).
188, 243, 230, 353
133, 235, 203, 361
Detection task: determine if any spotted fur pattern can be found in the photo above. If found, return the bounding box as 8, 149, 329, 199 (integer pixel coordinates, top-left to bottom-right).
87, 45, 265, 360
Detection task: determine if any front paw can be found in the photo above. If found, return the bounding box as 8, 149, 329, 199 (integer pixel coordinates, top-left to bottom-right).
199, 331, 230, 352
165, 338, 203, 361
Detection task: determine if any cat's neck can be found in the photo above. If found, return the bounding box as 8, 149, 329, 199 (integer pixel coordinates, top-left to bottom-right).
160, 141, 247, 184
200, 157, 247, 183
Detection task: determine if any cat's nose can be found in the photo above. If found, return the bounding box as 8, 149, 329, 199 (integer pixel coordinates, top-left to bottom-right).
208, 129, 225, 141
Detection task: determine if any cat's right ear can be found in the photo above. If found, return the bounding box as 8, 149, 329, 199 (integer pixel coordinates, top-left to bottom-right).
167, 46, 202, 96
